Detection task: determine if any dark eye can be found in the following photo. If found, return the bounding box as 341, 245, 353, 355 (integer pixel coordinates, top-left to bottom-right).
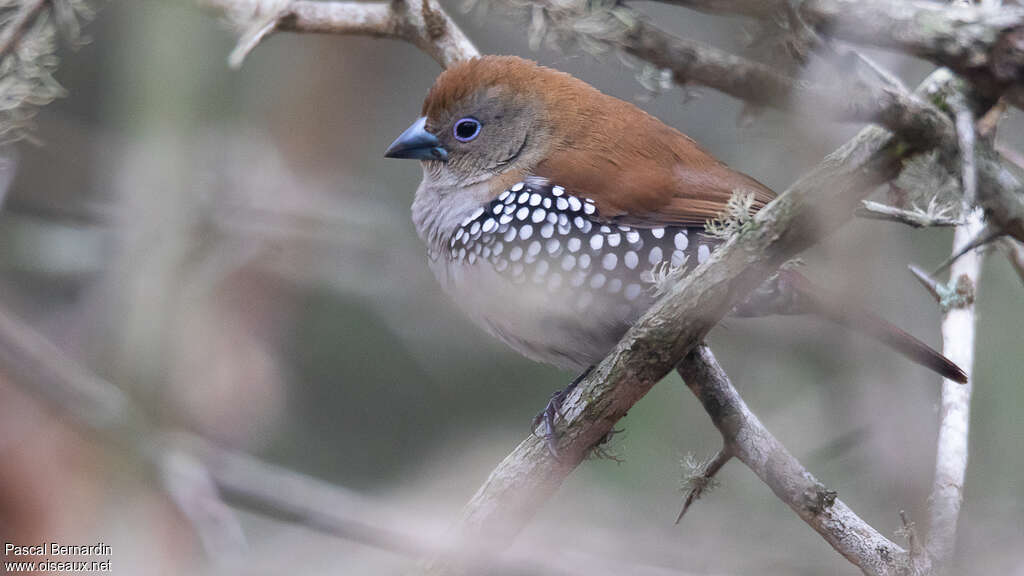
453, 117, 481, 142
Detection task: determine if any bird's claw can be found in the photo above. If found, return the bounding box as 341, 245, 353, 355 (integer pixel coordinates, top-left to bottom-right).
531, 366, 594, 460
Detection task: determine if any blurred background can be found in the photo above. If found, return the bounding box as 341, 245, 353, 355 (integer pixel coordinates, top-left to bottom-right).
1, 0, 1022, 574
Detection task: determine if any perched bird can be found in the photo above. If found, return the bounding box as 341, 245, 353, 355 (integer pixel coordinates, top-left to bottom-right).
384, 56, 966, 443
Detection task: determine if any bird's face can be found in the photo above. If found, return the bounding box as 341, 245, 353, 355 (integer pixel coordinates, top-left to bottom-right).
386, 57, 569, 188
386, 86, 542, 187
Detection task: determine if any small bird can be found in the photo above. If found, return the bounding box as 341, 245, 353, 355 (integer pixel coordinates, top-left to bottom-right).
385, 56, 966, 443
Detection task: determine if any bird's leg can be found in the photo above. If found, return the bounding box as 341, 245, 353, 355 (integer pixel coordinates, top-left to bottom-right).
532, 365, 594, 458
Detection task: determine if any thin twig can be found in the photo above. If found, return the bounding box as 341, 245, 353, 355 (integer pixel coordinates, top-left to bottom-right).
857, 199, 962, 228
675, 447, 731, 524
908, 265, 945, 304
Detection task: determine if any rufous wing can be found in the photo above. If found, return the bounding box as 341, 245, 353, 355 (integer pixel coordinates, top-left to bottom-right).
533, 93, 775, 227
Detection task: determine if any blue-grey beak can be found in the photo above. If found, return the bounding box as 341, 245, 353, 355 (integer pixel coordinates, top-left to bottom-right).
384, 117, 448, 161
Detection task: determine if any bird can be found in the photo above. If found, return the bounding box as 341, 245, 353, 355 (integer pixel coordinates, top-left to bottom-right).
384, 55, 966, 448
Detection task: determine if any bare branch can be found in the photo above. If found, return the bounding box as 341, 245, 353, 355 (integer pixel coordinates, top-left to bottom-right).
798, 0, 1024, 107
924, 214, 984, 570
676, 345, 911, 576
200, 0, 479, 69
530, 1, 953, 145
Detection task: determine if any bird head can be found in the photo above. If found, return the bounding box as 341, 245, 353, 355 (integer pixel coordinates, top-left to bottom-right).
385, 56, 587, 187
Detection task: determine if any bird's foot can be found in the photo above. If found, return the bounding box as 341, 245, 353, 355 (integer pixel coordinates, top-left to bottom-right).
531, 365, 594, 459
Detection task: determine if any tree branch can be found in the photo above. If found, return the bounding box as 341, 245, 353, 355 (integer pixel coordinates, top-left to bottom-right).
532, 1, 953, 144
200, 0, 479, 69
676, 345, 912, 576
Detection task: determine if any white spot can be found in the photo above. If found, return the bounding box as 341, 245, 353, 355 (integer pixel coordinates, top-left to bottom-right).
529, 193, 542, 206
516, 206, 530, 221
624, 251, 639, 269
600, 225, 612, 233
562, 254, 576, 271
567, 237, 582, 252
511, 182, 524, 192
492, 243, 503, 256
546, 238, 560, 254
470, 207, 485, 221
504, 203, 516, 214
518, 192, 530, 204
495, 259, 508, 271
547, 273, 562, 291
454, 228, 465, 242
590, 273, 606, 289
583, 203, 596, 215
585, 198, 595, 204
527, 241, 541, 257
468, 252, 477, 265
541, 223, 554, 238
503, 193, 515, 205
552, 186, 565, 197
531, 208, 546, 223
457, 248, 466, 261
651, 227, 665, 239
461, 233, 469, 245
602, 253, 618, 270
674, 231, 689, 251
493, 204, 503, 214
556, 197, 569, 211
558, 223, 572, 235
504, 227, 517, 242
607, 233, 621, 247
617, 224, 629, 231
698, 244, 711, 263
578, 254, 592, 269
547, 212, 558, 224
482, 219, 496, 233
543, 197, 552, 209
469, 221, 481, 235
607, 278, 622, 293
624, 283, 642, 301
625, 230, 640, 245
589, 234, 604, 251
482, 247, 491, 258
568, 197, 582, 212
499, 190, 511, 202
671, 250, 687, 267
648, 246, 663, 265
509, 246, 523, 262
520, 224, 534, 240
574, 216, 586, 229
580, 220, 592, 233
499, 214, 513, 225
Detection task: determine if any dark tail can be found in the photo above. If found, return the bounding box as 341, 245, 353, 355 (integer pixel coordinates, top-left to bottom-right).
733, 269, 968, 384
